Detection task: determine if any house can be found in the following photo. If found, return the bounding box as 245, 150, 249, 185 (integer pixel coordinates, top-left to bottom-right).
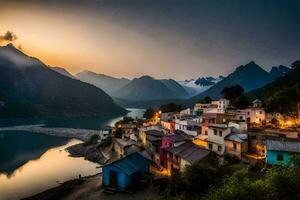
160, 132, 190, 169
266, 139, 300, 165
140, 129, 164, 166
102, 152, 150, 191
166, 141, 211, 172
175, 117, 200, 137
113, 138, 139, 159
245, 99, 266, 124
211, 98, 230, 113
225, 133, 248, 159
99, 126, 114, 140
161, 120, 175, 134
207, 124, 232, 155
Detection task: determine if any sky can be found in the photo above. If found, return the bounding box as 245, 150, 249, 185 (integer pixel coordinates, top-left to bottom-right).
0, 0, 300, 80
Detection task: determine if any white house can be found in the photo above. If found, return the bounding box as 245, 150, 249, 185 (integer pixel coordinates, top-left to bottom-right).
175, 117, 200, 137
211, 98, 230, 113
244, 99, 266, 124
207, 124, 232, 155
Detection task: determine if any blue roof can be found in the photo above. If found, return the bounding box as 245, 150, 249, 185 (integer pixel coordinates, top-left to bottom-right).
103, 152, 150, 175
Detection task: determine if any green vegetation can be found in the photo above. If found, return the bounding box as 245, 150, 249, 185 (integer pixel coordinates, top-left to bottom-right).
144, 108, 156, 119
159, 103, 182, 113
84, 134, 99, 146
155, 160, 300, 200
221, 85, 250, 109
98, 136, 112, 148
247, 61, 300, 116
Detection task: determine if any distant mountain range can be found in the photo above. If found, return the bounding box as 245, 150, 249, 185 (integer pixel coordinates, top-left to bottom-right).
186, 61, 290, 105
76, 70, 130, 96
178, 76, 224, 97
247, 63, 299, 115
114, 75, 188, 101
0, 44, 126, 117
51, 66, 75, 79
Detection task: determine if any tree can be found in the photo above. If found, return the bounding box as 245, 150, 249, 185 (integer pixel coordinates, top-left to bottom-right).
144, 108, 156, 119
159, 103, 182, 113
204, 96, 212, 104
291, 60, 300, 69
221, 85, 244, 100
231, 95, 250, 109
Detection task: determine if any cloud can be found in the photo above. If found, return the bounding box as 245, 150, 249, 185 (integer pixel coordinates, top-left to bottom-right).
0, 31, 18, 44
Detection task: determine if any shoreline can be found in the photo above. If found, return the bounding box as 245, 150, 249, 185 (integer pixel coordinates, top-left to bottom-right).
0, 124, 99, 141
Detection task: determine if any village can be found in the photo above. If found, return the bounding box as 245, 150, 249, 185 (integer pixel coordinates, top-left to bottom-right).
96, 98, 300, 195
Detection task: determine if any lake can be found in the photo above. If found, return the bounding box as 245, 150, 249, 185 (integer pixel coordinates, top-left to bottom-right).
0, 108, 145, 200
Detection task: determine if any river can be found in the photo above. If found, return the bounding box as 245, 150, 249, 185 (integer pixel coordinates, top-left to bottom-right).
0, 108, 145, 200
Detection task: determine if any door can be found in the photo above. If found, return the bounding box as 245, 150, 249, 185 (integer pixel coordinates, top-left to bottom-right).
109, 170, 118, 188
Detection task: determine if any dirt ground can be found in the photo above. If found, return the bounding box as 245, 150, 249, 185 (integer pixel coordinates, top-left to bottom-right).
25, 174, 158, 200
63, 174, 158, 200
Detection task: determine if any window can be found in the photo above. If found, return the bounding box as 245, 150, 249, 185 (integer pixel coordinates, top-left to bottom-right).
214, 129, 217, 135
209, 144, 213, 150
219, 131, 222, 137
277, 154, 283, 161
233, 143, 237, 150
205, 130, 208, 135
218, 145, 222, 151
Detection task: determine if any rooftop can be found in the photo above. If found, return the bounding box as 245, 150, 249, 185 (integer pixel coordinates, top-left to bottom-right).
266, 139, 300, 153
225, 133, 248, 143
103, 152, 150, 175
166, 141, 210, 163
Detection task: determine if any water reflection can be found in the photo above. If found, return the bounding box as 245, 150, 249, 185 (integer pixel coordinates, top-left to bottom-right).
0, 131, 69, 175
0, 140, 100, 200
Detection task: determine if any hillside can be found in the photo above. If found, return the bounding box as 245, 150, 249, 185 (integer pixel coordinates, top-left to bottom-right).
0, 44, 126, 117
51, 67, 75, 79
186, 61, 275, 105
160, 79, 188, 99
115, 76, 184, 101
76, 71, 130, 96
247, 63, 300, 115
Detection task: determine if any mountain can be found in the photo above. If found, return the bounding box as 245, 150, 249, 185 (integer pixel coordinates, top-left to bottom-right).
269, 65, 290, 79
178, 76, 224, 97
247, 62, 300, 115
51, 66, 75, 79
76, 70, 130, 96
115, 75, 186, 101
160, 79, 188, 99
0, 44, 126, 117
187, 61, 275, 105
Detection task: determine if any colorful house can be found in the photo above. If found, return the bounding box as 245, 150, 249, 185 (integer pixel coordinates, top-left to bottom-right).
225, 133, 248, 159
166, 141, 211, 172
266, 139, 300, 165
102, 152, 150, 191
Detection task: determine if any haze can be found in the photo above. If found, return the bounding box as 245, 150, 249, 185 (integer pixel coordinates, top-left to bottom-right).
1, 0, 300, 79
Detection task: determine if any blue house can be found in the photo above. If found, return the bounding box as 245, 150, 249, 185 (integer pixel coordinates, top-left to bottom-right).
102, 152, 150, 191
266, 139, 300, 165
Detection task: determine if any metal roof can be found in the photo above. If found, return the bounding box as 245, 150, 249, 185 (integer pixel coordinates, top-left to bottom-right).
225, 133, 248, 143
166, 142, 210, 163
103, 152, 150, 175
266, 140, 300, 153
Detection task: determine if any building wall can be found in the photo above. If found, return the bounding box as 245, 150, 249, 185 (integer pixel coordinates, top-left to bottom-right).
266, 150, 290, 165
225, 141, 248, 159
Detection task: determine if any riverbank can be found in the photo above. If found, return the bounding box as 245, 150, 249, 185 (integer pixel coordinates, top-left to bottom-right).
23, 173, 158, 200
66, 142, 115, 164
0, 124, 98, 140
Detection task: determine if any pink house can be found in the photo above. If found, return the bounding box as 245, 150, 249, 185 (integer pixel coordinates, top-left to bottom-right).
159, 132, 189, 169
